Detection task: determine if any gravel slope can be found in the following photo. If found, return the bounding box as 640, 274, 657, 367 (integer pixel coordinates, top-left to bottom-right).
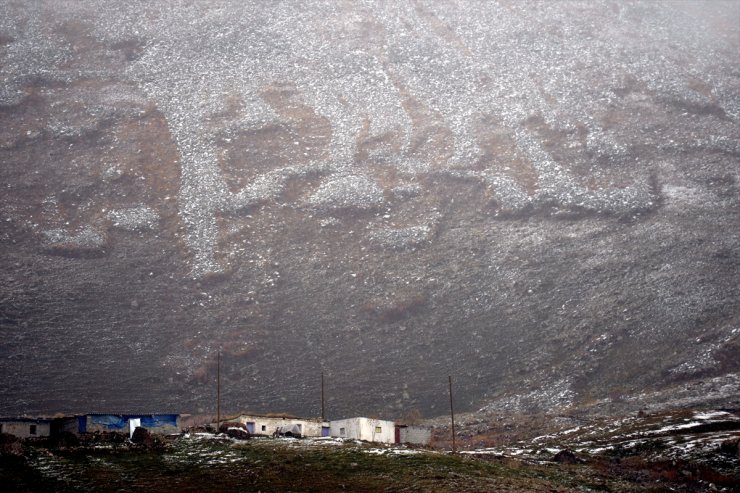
0, 0, 738, 419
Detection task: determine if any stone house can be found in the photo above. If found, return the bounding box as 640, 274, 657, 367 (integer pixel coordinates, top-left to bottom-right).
230, 413, 329, 437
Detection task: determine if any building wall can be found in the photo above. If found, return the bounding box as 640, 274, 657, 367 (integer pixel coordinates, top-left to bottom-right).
84, 415, 127, 433
330, 417, 362, 440
330, 418, 395, 444
301, 419, 328, 437
57, 418, 79, 434
84, 414, 179, 434
399, 426, 432, 445
0, 420, 51, 438
138, 414, 180, 434
233, 415, 327, 437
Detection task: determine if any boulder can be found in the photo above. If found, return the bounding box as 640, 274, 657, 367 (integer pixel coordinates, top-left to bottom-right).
553, 449, 580, 464
226, 428, 250, 440
718, 438, 739, 457
131, 427, 153, 447
0, 433, 24, 456
52, 431, 79, 448
219, 422, 250, 440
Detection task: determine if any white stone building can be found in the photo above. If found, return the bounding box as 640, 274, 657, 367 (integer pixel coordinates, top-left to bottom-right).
329, 417, 396, 444
397, 424, 432, 446
231, 414, 329, 437
0, 418, 51, 438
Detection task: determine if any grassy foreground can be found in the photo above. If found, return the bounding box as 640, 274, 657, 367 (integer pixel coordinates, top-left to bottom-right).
1, 434, 712, 493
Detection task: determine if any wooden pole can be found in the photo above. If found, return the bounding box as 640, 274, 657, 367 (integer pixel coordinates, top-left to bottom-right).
216, 350, 221, 434
448, 375, 456, 453
321, 372, 325, 421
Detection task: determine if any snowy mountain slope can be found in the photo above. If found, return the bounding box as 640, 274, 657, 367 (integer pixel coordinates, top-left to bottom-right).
0, 0, 738, 418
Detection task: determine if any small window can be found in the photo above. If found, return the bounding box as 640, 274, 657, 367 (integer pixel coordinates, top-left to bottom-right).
375, 426, 382, 433
29, 424, 37, 435
339, 427, 346, 436
261, 425, 266, 431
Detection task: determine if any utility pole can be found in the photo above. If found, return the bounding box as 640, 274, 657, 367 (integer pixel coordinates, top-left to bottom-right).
216, 350, 221, 434
448, 375, 456, 453
321, 371, 325, 421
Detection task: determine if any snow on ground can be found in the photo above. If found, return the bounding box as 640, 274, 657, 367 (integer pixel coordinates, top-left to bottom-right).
7, 0, 727, 276
466, 409, 740, 468
694, 411, 731, 420
366, 447, 427, 456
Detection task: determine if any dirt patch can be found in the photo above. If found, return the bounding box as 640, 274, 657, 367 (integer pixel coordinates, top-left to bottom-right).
354, 116, 404, 164
218, 83, 330, 193
395, 77, 455, 168
109, 38, 145, 62
53, 18, 105, 68
220, 124, 298, 190
474, 115, 539, 195
112, 104, 181, 200
661, 95, 730, 121
522, 113, 636, 190
361, 291, 427, 323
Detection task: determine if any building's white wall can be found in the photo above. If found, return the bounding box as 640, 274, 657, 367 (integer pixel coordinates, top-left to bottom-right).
302, 420, 329, 437
330, 418, 395, 444
85, 416, 115, 433
0, 421, 50, 438
234, 415, 325, 437
399, 426, 431, 445
330, 418, 362, 440
360, 418, 395, 444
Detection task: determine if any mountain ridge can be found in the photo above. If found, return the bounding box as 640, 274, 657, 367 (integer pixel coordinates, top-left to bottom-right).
0, 0, 738, 420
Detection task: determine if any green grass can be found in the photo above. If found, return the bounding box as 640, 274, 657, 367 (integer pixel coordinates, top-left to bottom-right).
0, 437, 711, 492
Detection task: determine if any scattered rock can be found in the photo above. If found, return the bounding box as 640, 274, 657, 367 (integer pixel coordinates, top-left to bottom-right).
131, 427, 153, 447
308, 175, 384, 212
552, 449, 580, 464
220, 422, 250, 440
718, 438, 739, 457
224, 428, 250, 440
108, 206, 160, 231
51, 431, 79, 448
369, 225, 432, 250
0, 433, 24, 456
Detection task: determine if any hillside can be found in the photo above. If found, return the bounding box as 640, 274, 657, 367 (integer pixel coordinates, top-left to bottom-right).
0, 0, 738, 419
6, 436, 611, 493
2, 410, 738, 493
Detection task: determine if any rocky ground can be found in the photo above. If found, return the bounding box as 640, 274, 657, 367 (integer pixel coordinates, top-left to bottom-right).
0, 0, 738, 420
1, 408, 738, 492
452, 408, 739, 465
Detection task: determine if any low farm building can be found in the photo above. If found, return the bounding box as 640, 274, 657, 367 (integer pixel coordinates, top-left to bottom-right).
230, 414, 329, 437
396, 424, 432, 446
78, 414, 180, 435
0, 417, 52, 438
330, 417, 396, 444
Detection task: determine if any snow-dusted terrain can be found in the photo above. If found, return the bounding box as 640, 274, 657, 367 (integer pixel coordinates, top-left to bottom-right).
0, 1, 738, 419
463, 408, 740, 484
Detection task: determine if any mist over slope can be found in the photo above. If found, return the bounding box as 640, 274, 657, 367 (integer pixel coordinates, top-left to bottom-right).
1, 0, 738, 419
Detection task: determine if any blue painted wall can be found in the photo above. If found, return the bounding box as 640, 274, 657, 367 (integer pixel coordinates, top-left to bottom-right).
85, 414, 179, 432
